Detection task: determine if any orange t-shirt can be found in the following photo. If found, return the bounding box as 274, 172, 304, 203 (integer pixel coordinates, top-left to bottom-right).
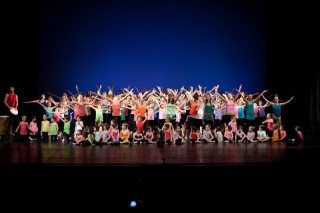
138, 106, 146, 118
189, 103, 198, 115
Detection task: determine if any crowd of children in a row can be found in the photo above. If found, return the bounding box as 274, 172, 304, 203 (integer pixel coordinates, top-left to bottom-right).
14, 111, 304, 146
15, 84, 302, 145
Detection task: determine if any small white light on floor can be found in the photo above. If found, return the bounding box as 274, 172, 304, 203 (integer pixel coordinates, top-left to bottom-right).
130, 201, 137, 208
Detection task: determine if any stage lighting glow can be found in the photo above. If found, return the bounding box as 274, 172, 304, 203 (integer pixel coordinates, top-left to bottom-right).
38, 0, 266, 95
130, 201, 137, 208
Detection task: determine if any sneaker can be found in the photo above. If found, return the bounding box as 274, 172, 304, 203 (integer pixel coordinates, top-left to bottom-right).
29, 136, 33, 141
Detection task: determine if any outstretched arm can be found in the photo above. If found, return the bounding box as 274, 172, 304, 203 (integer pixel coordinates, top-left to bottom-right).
262, 94, 274, 105
253, 90, 268, 102
280, 96, 294, 106
23, 100, 41, 104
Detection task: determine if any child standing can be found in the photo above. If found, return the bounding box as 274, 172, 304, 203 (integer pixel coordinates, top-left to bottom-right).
60, 112, 73, 143
49, 117, 59, 143
262, 113, 274, 138
15, 115, 29, 142
74, 116, 84, 138
28, 116, 38, 141
228, 116, 238, 139
136, 115, 147, 134
41, 114, 50, 142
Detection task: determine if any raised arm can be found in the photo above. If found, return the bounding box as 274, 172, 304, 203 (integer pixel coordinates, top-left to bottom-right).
262, 94, 274, 105
214, 85, 227, 103
253, 90, 268, 103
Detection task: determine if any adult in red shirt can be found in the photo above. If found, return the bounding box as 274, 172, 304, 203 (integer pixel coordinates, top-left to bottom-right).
4, 86, 18, 136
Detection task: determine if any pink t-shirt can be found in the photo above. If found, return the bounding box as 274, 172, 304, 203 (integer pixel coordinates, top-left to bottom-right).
164, 129, 172, 140
224, 131, 233, 139
19, 122, 29, 135
247, 132, 255, 140
29, 122, 38, 134
159, 107, 166, 120
53, 112, 60, 123
228, 121, 237, 133
111, 101, 121, 116
148, 109, 154, 120
226, 102, 235, 114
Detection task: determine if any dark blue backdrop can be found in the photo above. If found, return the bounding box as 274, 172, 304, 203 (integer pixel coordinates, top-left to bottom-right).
38, 0, 266, 95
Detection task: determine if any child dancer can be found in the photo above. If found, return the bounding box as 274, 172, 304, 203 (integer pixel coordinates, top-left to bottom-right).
110, 125, 120, 145
133, 128, 143, 144
74, 129, 84, 145
235, 125, 246, 143
93, 126, 102, 145
279, 125, 287, 142
15, 115, 29, 142
101, 124, 111, 145
163, 123, 173, 144
49, 117, 59, 143
214, 126, 224, 143
246, 126, 257, 143
202, 124, 215, 143
60, 112, 73, 143
289, 125, 304, 144
173, 126, 185, 145
223, 124, 234, 142
119, 122, 131, 144
28, 116, 38, 141
256, 125, 269, 142
144, 127, 154, 144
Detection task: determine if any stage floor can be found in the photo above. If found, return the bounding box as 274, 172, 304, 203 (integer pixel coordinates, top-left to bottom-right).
1, 135, 319, 211
0, 135, 319, 165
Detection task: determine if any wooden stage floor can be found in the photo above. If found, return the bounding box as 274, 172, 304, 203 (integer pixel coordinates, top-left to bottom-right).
0, 136, 318, 165
1, 135, 319, 212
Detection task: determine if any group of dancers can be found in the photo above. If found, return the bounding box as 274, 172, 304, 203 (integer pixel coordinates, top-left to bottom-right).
12, 84, 304, 145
